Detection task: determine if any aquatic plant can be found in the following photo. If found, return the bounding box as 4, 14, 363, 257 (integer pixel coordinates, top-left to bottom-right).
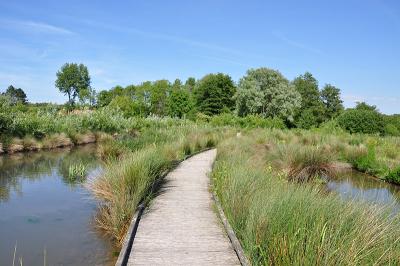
68, 163, 87, 181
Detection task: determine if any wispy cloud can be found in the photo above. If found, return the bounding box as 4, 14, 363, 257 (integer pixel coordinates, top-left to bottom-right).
272, 31, 324, 55
80, 19, 251, 57
0, 19, 74, 35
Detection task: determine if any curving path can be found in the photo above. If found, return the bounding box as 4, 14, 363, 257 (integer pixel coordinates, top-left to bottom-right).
127, 149, 240, 265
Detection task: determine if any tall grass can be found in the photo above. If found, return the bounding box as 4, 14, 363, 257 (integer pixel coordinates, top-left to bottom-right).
88, 125, 226, 244
213, 132, 400, 265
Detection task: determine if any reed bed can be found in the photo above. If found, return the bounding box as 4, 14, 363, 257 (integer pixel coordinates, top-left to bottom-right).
212, 131, 400, 265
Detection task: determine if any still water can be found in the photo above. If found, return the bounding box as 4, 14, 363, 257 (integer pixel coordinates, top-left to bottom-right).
0, 144, 116, 265
327, 170, 400, 212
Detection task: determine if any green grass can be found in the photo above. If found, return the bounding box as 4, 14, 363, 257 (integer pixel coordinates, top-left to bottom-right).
88, 125, 227, 244
212, 131, 400, 265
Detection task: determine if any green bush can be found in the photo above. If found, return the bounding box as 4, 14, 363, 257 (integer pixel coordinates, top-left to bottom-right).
0, 112, 12, 134
346, 145, 386, 176
337, 109, 384, 134
384, 123, 400, 136
209, 113, 286, 129
385, 167, 400, 184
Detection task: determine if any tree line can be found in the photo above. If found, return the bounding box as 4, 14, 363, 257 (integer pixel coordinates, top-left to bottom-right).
1, 62, 399, 135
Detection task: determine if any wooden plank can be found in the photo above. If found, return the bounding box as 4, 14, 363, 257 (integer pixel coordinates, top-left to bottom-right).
127, 149, 240, 265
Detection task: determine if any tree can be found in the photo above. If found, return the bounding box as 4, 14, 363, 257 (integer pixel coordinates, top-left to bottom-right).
194, 73, 236, 115
236, 68, 301, 121
55, 63, 91, 106
355, 102, 378, 112
108, 95, 139, 117
292, 72, 320, 110
2, 85, 27, 104
184, 77, 196, 92
321, 84, 344, 119
97, 90, 112, 107
292, 72, 325, 127
150, 80, 170, 116
167, 87, 194, 118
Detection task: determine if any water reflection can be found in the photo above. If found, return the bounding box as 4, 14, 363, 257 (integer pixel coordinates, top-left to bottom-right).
327, 170, 400, 212
0, 144, 116, 265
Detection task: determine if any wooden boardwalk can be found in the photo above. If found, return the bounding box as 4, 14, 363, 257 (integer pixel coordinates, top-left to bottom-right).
128, 149, 240, 265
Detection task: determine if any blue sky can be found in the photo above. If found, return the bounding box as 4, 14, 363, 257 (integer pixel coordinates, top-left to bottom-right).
0, 0, 399, 114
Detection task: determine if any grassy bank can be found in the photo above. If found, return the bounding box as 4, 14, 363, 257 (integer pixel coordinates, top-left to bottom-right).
89, 124, 230, 244
212, 130, 400, 265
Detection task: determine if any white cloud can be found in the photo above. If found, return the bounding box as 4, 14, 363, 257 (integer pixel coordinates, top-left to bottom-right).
272, 31, 324, 55
0, 19, 74, 35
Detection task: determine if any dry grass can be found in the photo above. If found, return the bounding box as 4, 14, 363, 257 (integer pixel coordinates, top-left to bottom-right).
7, 139, 24, 154
42, 133, 73, 149
22, 136, 42, 151
72, 132, 96, 145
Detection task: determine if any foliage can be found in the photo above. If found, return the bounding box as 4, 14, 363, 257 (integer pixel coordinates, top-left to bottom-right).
55, 63, 91, 105
209, 113, 286, 129
292, 72, 326, 128
166, 86, 194, 118
337, 108, 384, 134
292, 72, 321, 111
355, 101, 378, 111
344, 145, 386, 176
236, 68, 301, 121
194, 73, 236, 115
1, 85, 27, 104
320, 84, 343, 119
384, 123, 400, 136
294, 109, 318, 129
385, 166, 400, 184
108, 95, 138, 117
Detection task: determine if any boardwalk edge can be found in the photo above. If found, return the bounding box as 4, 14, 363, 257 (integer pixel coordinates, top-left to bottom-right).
115, 148, 213, 266
211, 160, 251, 266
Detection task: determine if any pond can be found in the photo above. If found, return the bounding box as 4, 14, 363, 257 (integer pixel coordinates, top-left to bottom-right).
327, 170, 400, 213
0, 144, 116, 265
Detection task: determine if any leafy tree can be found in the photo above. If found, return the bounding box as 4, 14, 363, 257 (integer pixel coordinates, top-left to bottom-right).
78, 87, 96, 106
295, 109, 318, 129
97, 90, 112, 107
2, 85, 27, 104
184, 77, 196, 92
167, 87, 194, 118
321, 84, 344, 119
194, 73, 236, 115
149, 80, 170, 116
108, 95, 139, 117
55, 63, 91, 106
172, 79, 183, 90
355, 102, 378, 112
292, 72, 325, 127
236, 68, 301, 121
293, 72, 320, 109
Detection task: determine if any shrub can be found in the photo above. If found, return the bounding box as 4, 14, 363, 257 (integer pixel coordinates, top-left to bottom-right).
384, 123, 400, 136
337, 109, 384, 134
385, 167, 400, 184
345, 145, 386, 176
